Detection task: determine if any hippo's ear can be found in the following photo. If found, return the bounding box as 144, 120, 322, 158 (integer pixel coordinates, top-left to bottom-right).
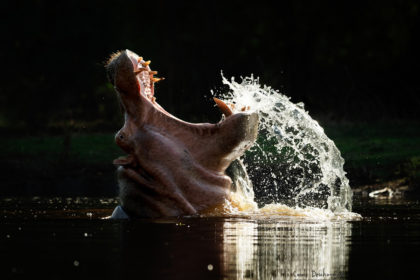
105, 51, 122, 84
105, 50, 139, 96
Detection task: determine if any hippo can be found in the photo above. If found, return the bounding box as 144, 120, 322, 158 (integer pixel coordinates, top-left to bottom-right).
105, 50, 258, 218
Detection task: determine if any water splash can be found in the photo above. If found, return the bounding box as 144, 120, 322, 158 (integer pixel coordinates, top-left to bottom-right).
213, 74, 355, 218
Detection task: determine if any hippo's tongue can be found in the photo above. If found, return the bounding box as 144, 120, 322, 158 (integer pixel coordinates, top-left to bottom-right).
113, 155, 137, 167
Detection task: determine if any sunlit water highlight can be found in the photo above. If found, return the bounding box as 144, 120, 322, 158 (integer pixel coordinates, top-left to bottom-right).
222, 220, 351, 280
213, 75, 360, 220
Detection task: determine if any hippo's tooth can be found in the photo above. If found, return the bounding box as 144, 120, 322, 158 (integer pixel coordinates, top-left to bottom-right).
213, 97, 233, 117
134, 68, 148, 74
149, 71, 158, 75
137, 57, 143, 62
152, 77, 165, 83
141, 60, 151, 66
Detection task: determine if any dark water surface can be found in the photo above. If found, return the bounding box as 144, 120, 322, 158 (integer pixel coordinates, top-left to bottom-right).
1, 197, 420, 280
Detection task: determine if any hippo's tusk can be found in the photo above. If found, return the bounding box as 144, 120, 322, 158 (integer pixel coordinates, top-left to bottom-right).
213, 97, 233, 117
137, 56, 143, 62
149, 71, 158, 75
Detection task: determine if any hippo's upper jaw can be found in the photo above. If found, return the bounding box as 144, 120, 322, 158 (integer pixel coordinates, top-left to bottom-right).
106, 50, 258, 218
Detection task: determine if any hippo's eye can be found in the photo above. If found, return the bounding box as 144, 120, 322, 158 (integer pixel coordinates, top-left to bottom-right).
119, 134, 124, 140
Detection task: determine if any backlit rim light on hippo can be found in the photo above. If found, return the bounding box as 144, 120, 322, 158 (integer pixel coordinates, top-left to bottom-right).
105, 50, 360, 221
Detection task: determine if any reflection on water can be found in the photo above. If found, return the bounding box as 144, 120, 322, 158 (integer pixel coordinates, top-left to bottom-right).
2, 197, 420, 279
222, 220, 351, 280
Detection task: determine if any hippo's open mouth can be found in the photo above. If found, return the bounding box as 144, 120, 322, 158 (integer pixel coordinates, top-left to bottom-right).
105, 50, 258, 217
114, 52, 166, 114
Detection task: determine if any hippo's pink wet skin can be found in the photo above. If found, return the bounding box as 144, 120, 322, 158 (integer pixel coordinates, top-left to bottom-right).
106, 50, 258, 218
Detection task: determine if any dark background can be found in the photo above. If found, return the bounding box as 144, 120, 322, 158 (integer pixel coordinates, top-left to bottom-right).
0, 0, 419, 196
1, 3, 420, 279
1, 0, 419, 132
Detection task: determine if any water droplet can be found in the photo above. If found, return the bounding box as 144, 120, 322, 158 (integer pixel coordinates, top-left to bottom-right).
73, 260, 79, 267
207, 264, 213, 271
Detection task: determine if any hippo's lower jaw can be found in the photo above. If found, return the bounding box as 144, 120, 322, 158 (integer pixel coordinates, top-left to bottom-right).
106, 50, 258, 218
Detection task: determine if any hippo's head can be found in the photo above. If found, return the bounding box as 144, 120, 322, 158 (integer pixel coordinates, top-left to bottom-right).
106, 50, 258, 217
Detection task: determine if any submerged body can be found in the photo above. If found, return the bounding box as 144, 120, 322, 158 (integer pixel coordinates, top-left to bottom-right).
106, 50, 258, 218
